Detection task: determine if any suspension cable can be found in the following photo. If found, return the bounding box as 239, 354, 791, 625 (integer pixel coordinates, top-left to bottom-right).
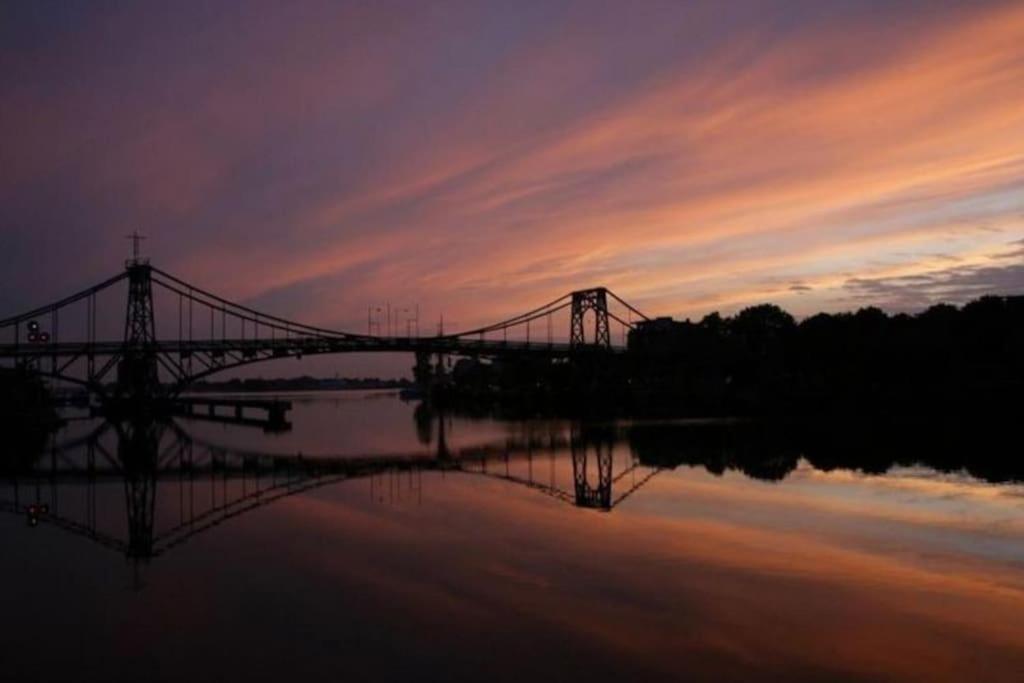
605, 289, 650, 321
150, 268, 372, 340
443, 299, 572, 339
0, 271, 129, 327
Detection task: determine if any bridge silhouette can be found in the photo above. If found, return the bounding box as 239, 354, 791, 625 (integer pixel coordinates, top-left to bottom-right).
1, 417, 662, 568
0, 257, 647, 403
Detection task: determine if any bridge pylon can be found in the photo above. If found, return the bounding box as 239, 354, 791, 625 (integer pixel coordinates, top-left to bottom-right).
570, 288, 611, 350
116, 261, 161, 405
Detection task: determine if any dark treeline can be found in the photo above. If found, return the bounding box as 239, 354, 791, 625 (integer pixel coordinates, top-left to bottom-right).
434, 293, 1024, 417
0, 366, 61, 457
630, 293, 1024, 416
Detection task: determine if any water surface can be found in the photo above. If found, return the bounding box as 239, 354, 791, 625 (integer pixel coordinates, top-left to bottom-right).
2, 391, 1023, 682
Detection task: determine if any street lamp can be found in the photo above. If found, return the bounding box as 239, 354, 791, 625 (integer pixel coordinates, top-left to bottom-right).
367, 306, 384, 335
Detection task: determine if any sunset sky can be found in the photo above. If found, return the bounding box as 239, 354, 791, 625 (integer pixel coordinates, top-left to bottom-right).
3, 0, 1023, 341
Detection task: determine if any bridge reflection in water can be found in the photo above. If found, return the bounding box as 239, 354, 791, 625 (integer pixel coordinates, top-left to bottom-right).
0, 414, 663, 571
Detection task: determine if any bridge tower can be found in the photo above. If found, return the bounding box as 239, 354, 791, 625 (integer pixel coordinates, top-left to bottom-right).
570, 288, 611, 350
116, 254, 160, 403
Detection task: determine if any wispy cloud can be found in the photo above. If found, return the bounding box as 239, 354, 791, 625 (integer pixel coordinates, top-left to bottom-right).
1, 0, 1023, 334
841, 243, 1024, 309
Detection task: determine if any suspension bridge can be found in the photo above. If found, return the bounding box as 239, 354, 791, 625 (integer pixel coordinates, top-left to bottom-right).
0, 255, 648, 403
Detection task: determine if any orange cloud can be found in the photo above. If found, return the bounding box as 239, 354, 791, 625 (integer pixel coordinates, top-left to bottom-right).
174, 1, 1024, 331
3, 2, 1023, 339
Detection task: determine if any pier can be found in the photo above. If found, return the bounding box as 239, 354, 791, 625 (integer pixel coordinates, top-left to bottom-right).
170, 397, 292, 431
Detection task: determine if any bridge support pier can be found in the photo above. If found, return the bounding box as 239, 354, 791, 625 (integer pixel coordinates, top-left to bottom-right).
169, 397, 292, 431
266, 405, 288, 431
413, 350, 450, 402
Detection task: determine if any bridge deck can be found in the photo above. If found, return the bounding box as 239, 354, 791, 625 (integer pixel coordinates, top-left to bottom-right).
0, 336, 600, 358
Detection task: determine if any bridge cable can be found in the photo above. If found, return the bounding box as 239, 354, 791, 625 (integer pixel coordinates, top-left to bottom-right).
0, 271, 129, 328
150, 268, 373, 340
605, 289, 650, 321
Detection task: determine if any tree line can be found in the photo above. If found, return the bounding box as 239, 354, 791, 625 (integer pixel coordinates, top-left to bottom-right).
629, 294, 1024, 416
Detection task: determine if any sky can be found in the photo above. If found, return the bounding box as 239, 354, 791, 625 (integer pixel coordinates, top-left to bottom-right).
2, 0, 1024, 360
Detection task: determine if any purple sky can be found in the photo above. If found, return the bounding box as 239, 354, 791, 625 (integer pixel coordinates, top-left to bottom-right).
2, 1, 1023, 376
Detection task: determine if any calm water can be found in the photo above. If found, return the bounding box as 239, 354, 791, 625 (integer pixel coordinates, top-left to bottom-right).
2, 390, 1024, 682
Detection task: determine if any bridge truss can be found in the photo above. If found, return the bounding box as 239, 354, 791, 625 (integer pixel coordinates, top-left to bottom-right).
0, 260, 647, 400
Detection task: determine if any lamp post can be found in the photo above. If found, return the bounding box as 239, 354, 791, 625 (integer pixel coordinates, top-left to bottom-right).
367, 306, 384, 336
396, 307, 419, 338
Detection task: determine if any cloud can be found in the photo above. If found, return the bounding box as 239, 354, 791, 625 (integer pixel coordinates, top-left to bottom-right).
1, 0, 1024, 347
841, 244, 1024, 309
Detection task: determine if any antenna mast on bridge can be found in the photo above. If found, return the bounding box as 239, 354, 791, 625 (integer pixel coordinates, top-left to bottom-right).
125, 231, 147, 265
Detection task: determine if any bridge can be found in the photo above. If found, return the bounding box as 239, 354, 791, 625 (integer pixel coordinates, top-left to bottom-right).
0, 256, 647, 403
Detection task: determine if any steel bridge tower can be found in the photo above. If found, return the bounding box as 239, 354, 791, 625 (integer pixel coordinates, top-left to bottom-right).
570, 288, 611, 350
117, 258, 160, 403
